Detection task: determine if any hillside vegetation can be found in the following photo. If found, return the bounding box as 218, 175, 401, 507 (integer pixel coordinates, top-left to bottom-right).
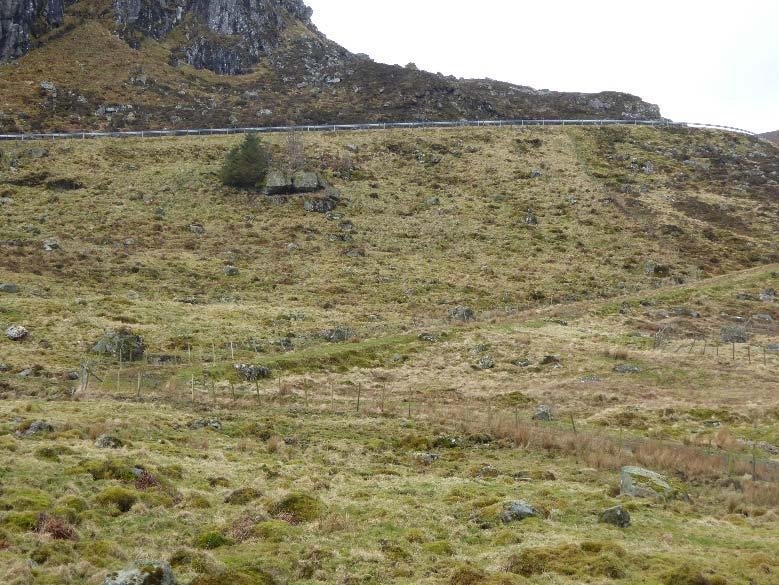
0, 126, 778, 584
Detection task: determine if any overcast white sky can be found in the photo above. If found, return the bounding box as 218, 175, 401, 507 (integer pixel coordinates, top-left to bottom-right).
305, 0, 779, 133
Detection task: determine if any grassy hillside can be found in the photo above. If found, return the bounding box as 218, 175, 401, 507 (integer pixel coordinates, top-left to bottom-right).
0, 126, 778, 584
761, 131, 779, 144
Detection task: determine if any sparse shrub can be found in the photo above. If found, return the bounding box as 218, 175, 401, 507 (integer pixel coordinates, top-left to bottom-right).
189, 569, 276, 585
72, 458, 135, 481
193, 530, 231, 550
2, 511, 38, 532
251, 519, 299, 542
662, 565, 727, 585
450, 564, 487, 585
505, 541, 627, 579
220, 133, 271, 189
94, 487, 137, 513
224, 487, 262, 505
34, 445, 73, 461
184, 493, 212, 509
29, 540, 74, 565
34, 513, 78, 540
270, 493, 324, 524
422, 540, 454, 556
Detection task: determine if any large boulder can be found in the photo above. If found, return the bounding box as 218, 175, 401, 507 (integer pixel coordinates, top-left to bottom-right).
16, 420, 54, 436
5, 324, 28, 341
264, 170, 293, 195
103, 561, 176, 585
620, 466, 673, 498
0, 283, 19, 293
292, 170, 320, 192
92, 330, 145, 361
501, 500, 539, 523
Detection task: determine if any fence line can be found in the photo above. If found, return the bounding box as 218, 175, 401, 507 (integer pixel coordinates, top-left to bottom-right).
0, 119, 761, 142
72, 353, 779, 484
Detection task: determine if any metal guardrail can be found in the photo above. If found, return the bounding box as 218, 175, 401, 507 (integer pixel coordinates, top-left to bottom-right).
0, 119, 760, 141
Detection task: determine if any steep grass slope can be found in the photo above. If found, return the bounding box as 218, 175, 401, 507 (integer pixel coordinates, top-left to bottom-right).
0, 126, 778, 584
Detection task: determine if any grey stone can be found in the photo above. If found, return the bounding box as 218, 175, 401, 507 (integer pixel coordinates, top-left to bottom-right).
532, 405, 553, 421
599, 505, 631, 527
189, 418, 222, 431
477, 355, 495, 370
92, 330, 145, 361
95, 435, 124, 449
42, 237, 60, 251
767, 344, 779, 353
620, 466, 673, 498
759, 288, 776, 301
234, 364, 271, 381
449, 306, 474, 322
5, 324, 28, 341
501, 500, 539, 523
323, 326, 353, 342
292, 171, 320, 192
752, 313, 773, 323
512, 359, 531, 368
0, 283, 19, 293
224, 265, 240, 276
303, 197, 338, 213
418, 333, 437, 342
525, 208, 539, 225
189, 223, 205, 234
264, 170, 293, 195
103, 561, 176, 585
17, 420, 54, 436
540, 355, 561, 365
721, 325, 749, 343
614, 363, 642, 374
0, 363, 9, 372
672, 307, 701, 318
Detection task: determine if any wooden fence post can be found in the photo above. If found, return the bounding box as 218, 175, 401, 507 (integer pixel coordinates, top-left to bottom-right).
356, 385, 361, 415
136, 371, 142, 398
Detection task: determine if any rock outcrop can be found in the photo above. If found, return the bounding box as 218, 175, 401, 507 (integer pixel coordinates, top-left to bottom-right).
0, 0, 65, 61
0, 0, 664, 129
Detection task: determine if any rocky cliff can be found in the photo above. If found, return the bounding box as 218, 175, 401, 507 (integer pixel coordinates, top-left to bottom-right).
0, 0, 663, 131
0, 0, 65, 61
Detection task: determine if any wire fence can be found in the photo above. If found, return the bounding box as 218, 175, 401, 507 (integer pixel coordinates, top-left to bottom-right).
59, 334, 779, 486
0, 119, 761, 142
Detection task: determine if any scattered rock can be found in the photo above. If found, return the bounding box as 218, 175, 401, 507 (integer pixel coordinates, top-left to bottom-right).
103, 560, 176, 585
42, 237, 60, 251
92, 330, 145, 361
39, 81, 57, 97
5, 324, 29, 341
189, 223, 205, 234
418, 333, 437, 342
189, 418, 222, 431
449, 306, 474, 322
600, 505, 631, 528
413, 452, 438, 465
512, 359, 531, 368
0, 283, 19, 293
234, 364, 271, 381
614, 363, 642, 374
524, 208, 539, 226
540, 355, 560, 366
303, 196, 338, 213
721, 325, 749, 343
760, 289, 776, 301
672, 307, 701, 318
767, 344, 779, 353
620, 466, 673, 498
95, 435, 124, 449
223, 265, 240, 277
501, 500, 539, 523
477, 355, 495, 370
17, 421, 54, 436
752, 313, 773, 323
323, 326, 353, 342
532, 405, 553, 421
